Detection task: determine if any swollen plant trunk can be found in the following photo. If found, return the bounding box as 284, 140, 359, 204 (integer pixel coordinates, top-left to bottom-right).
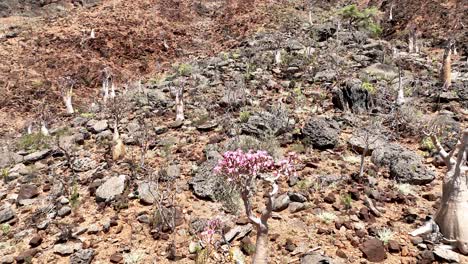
252, 227, 269, 264
175, 87, 184, 122
40, 121, 49, 136
432, 129, 468, 254
441, 45, 452, 89
63, 88, 74, 114
396, 67, 405, 105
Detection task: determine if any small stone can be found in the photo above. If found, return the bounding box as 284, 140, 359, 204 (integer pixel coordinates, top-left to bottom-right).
433, 246, 459, 263
54, 243, 82, 255
29, 236, 43, 248
289, 202, 306, 213
0, 206, 15, 224
224, 224, 253, 242
110, 253, 123, 263
0, 255, 14, 264
410, 236, 423, 245
137, 214, 151, 224
285, 238, 296, 252
387, 240, 401, 253
95, 175, 126, 202
89, 120, 108, 133
336, 249, 348, 258
15, 249, 39, 263
324, 193, 336, 204
272, 193, 290, 212
289, 192, 307, 203
360, 238, 386, 262
422, 193, 437, 201
87, 225, 100, 235
58, 206, 72, 217
70, 249, 95, 264
17, 184, 39, 205
59, 196, 70, 204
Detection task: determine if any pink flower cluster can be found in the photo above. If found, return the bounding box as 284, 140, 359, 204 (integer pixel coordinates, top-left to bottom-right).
214, 149, 297, 184
199, 218, 222, 245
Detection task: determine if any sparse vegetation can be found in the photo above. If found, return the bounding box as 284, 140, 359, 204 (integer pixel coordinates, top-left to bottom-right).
396, 183, 413, 196
338, 5, 382, 37
317, 212, 337, 223
17, 133, 50, 152
376, 228, 394, 244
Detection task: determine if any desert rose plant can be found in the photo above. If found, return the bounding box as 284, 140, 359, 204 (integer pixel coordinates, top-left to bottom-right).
215, 149, 297, 264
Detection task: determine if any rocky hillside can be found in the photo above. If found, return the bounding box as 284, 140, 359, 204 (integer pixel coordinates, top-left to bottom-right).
0, 1, 467, 264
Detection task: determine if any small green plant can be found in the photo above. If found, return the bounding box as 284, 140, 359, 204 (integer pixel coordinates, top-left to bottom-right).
339, 5, 382, 37
176, 63, 192, 77
317, 211, 337, 223
376, 228, 394, 244
341, 194, 353, 209
1, 223, 11, 236
70, 182, 80, 208
124, 250, 146, 264
80, 112, 95, 119
17, 133, 50, 152
420, 137, 435, 151
296, 179, 312, 191
362, 81, 376, 94
396, 183, 413, 196
239, 111, 251, 123
1, 168, 9, 183
290, 142, 306, 154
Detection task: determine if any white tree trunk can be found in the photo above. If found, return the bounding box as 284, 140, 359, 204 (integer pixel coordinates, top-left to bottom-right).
388, 5, 393, 21
275, 50, 282, 65
40, 122, 49, 136
110, 83, 116, 98
408, 35, 414, 53
175, 87, 184, 122
63, 88, 74, 114
432, 129, 468, 254
396, 68, 405, 105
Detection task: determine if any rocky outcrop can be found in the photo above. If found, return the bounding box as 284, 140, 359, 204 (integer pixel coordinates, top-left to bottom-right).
302, 117, 340, 150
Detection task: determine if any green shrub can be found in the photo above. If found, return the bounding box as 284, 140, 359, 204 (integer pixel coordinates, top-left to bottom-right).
17, 133, 50, 152
175, 63, 192, 77
239, 111, 251, 123
339, 5, 382, 37
362, 81, 376, 94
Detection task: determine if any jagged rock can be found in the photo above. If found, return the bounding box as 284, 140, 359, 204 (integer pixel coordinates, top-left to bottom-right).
332, 80, 374, 113
58, 206, 72, 217
241, 109, 292, 138
433, 246, 459, 263
0, 206, 15, 223
390, 157, 435, 185
313, 22, 337, 42
314, 70, 336, 82
189, 157, 220, 200
70, 249, 95, 264
360, 238, 386, 262
224, 224, 253, 242
137, 181, 158, 205
289, 192, 307, 203
15, 249, 39, 263
372, 143, 435, 185
87, 119, 108, 133
0, 148, 23, 168
23, 149, 51, 163
17, 184, 39, 205
301, 253, 341, 264
302, 117, 340, 150
289, 202, 306, 213
0, 255, 14, 264
363, 63, 399, 80
53, 243, 82, 256
29, 236, 43, 248
158, 164, 180, 181
272, 193, 290, 212
95, 175, 126, 202
72, 158, 97, 172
